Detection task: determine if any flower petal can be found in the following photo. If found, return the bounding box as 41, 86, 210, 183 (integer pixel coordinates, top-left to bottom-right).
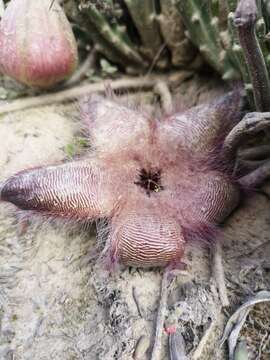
159, 91, 243, 156
108, 208, 185, 268
80, 95, 151, 157
1, 159, 114, 220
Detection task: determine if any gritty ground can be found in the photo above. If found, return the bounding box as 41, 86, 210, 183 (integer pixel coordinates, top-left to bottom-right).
0, 74, 269, 360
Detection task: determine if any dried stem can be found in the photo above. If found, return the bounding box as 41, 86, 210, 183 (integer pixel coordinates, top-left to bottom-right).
151, 268, 188, 360
193, 319, 218, 360
0, 74, 174, 114
151, 269, 170, 360
0, 0, 5, 18
169, 331, 187, 360
154, 81, 173, 114
220, 291, 270, 358
132, 286, 143, 318
212, 241, 229, 307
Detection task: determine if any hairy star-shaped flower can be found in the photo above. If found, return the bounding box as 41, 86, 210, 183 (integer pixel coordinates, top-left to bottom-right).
1, 92, 243, 268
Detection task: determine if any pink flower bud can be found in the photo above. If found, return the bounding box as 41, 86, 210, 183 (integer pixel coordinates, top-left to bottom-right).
0, 0, 78, 88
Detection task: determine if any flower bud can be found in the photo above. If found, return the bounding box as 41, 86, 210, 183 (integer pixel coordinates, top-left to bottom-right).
0, 0, 78, 88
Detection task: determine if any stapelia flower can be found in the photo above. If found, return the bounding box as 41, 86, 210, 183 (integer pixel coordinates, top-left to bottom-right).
1, 93, 243, 268
0, 0, 78, 88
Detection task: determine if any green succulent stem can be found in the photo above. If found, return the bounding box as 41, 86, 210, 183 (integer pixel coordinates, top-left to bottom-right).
157, 0, 197, 67
226, 0, 237, 12
70, 0, 270, 110
79, 3, 147, 69
177, 0, 221, 72
124, 0, 165, 63
176, 0, 237, 79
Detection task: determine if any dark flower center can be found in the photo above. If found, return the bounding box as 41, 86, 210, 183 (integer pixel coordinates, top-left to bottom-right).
135, 168, 164, 196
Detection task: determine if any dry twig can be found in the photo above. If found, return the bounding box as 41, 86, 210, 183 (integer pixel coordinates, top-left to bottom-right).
212, 241, 229, 307
0, 74, 176, 115
132, 286, 143, 318
192, 320, 218, 360
151, 268, 188, 360
151, 269, 171, 360
0, 0, 4, 18
154, 81, 173, 114
169, 331, 187, 360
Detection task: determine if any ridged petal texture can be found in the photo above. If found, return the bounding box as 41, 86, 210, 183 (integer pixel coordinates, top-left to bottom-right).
0, 0, 78, 87
1, 92, 243, 267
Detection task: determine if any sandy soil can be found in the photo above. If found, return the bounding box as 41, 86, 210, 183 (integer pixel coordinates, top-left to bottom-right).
0, 75, 269, 360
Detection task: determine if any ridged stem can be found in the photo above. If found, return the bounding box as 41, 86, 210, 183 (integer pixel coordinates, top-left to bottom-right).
157, 0, 197, 67
234, 0, 270, 111
79, 3, 147, 69
177, 0, 237, 79
124, 0, 165, 65
227, 11, 255, 107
